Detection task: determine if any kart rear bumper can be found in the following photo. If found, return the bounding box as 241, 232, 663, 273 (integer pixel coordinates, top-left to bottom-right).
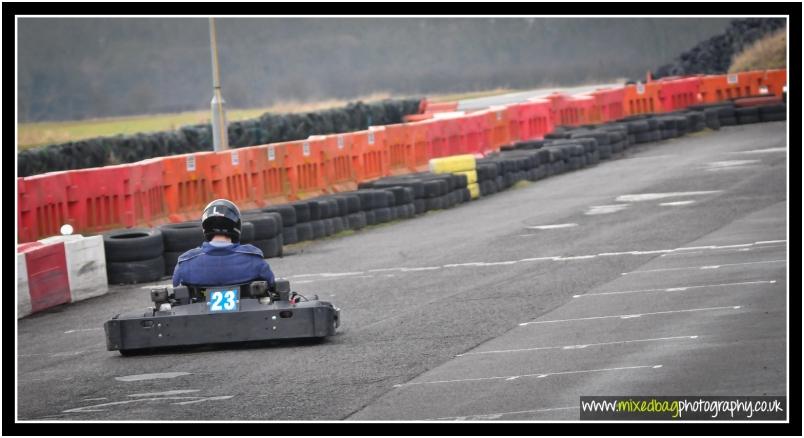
104, 299, 339, 352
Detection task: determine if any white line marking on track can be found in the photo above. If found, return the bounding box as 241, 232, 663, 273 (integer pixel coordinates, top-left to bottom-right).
525, 223, 578, 230
283, 241, 787, 280
63, 328, 102, 334
519, 305, 741, 326
736, 147, 786, 154
573, 280, 777, 298
171, 395, 234, 405
622, 259, 786, 275
585, 204, 630, 215
616, 191, 722, 202
62, 396, 231, 413
428, 406, 580, 421
115, 372, 191, 382
457, 335, 699, 357
128, 390, 200, 397
393, 365, 660, 387
755, 240, 787, 245
660, 200, 696, 206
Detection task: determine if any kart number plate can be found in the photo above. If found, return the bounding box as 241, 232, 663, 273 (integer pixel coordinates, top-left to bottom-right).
207, 288, 240, 312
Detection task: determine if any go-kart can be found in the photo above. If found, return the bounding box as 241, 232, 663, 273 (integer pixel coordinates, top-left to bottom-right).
104, 279, 340, 356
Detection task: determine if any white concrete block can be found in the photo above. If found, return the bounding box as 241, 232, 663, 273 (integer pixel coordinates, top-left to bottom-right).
18, 252, 31, 319
64, 235, 108, 302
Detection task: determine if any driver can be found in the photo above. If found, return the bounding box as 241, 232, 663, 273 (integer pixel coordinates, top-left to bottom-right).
172, 199, 276, 288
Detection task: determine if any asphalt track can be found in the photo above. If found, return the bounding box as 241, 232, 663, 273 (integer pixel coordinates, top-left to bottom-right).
17, 122, 788, 421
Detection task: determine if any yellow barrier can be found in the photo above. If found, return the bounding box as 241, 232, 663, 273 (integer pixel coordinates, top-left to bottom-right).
428, 154, 476, 173
467, 182, 480, 199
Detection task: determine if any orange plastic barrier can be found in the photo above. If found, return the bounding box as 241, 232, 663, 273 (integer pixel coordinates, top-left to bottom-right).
351, 127, 389, 183
547, 93, 595, 126
408, 122, 431, 169
20, 241, 71, 313
487, 106, 510, 149
161, 151, 216, 222
384, 124, 415, 175
403, 113, 433, 123
590, 88, 625, 123
282, 139, 326, 200
699, 72, 766, 103
317, 134, 357, 192
18, 172, 72, 242
242, 143, 290, 207
207, 149, 254, 208
424, 101, 459, 114
763, 69, 787, 96
623, 82, 659, 115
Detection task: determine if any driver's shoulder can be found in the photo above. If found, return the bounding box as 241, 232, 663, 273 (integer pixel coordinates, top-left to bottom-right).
177, 247, 204, 262
233, 244, 265, 258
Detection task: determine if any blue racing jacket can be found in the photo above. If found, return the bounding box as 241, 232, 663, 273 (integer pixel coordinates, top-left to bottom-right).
172, 242, 275, 288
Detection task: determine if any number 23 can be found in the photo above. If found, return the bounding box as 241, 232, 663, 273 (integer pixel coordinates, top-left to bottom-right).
209, 290, 236, 311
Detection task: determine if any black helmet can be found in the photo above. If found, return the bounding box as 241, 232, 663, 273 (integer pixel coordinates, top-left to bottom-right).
201, 199, 242, 243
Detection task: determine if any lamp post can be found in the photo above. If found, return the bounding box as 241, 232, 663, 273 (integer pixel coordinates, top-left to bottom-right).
209, 17, 229, 151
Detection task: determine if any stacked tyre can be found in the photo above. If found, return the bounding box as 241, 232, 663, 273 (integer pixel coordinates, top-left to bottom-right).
159, 221, 205, 276
758, 103, 786, 122
241, 211, 283, 258
261, 204, 298, 245
104, 228, 165, 284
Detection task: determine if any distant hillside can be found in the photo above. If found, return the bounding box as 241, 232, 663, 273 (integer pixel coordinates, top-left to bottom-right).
729, 28, 787, 73
18, 17, 733, 123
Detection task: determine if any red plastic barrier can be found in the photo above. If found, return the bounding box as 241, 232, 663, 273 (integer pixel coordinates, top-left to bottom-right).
441, 116, 466, 156
161, 151, 215, 222
657, 77, 702, 112
21, 242, 71, 313
351, 127, 389, 183
65, 165, 133, 234
242, 143, 291, 207
18, 172, 72, 243
424, 119, 449, 159
129, 158, 169, 227
517, 99, 553, 140
506, 104, 525, 142
461, 112, 486, 155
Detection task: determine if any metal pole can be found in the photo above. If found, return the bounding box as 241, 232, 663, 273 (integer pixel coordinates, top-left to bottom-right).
209, 17, 229, 151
